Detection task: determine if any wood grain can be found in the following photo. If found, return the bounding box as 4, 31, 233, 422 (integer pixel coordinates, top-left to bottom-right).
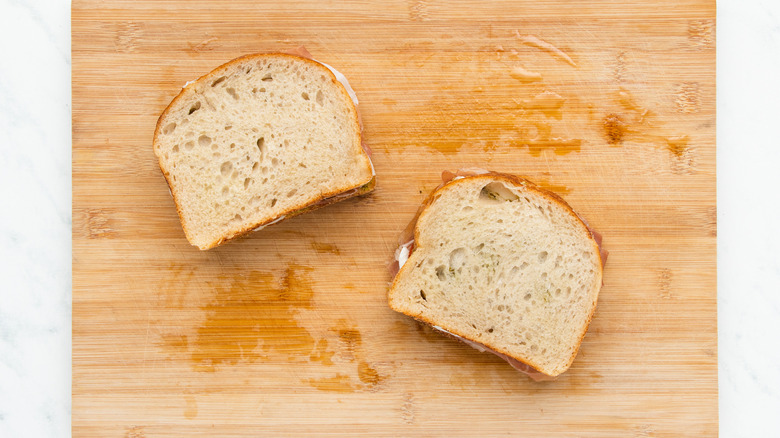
73, 1, 716, 436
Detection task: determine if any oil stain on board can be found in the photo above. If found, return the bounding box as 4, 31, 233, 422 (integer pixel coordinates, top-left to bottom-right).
158, 264, 387, 392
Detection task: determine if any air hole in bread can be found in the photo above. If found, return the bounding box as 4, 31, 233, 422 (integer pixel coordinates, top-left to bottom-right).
244, 178, 252, 189
520, 262, 529, 270
184, 141, 194, 151
497, 305, 505, 311
301, 92, 310, 101
462, 206, 473, 212
487, 328, 494, 333
480, 182, 519, 202
226, 87, 238, 100
286, 188, 297, 197
197, 135, 211, 148
555, 288, 562, 297
538, 251, 548, 262
211, 76, 226, 87
524, 293, 532, 301
541, 272, 548, 279
188, 102, 201, 114
220, 162, 233, 177
256, 137, 266, 160
230, 143, 236, 150
419, 290, 427, 301
530, 345, 538, 352
435, 265, 447, 281
270, 198, 277, 207
252, 162, 259, 172
262, 74, 273, 82
299, 163, 307, 168
315, 90, 324, 105
172, 145, 179, 153
222, 186, 229, 196
272, 158, 279, 166
163, 123, 176, 135
448, 248, 467, 271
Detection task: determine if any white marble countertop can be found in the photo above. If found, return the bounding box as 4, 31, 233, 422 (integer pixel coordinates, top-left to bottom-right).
0, 0, 778, 436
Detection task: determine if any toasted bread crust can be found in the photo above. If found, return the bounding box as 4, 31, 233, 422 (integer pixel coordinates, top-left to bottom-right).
388, 172, 604, 377
153, 53, 374, 249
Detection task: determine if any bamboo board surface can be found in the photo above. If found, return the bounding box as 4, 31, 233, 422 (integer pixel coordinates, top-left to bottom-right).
72, 1, 717, 436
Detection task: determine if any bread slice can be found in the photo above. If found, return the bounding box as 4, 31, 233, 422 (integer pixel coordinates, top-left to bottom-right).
153, 53, 374, 249
388, 172, 604, 377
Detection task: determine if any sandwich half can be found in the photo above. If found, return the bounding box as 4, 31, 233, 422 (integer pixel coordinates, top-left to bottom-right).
388, 170, 607, 379
154, 51, 374, 249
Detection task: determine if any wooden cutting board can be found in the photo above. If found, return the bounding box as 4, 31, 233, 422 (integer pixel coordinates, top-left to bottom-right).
72, 1, 716, 436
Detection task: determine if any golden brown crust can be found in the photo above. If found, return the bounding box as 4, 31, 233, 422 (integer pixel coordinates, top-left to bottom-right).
388, 170, 604, 377
152, 53, 374, 250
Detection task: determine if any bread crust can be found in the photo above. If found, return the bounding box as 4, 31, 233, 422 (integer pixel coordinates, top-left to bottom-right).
388, 172, 604, 377
153, 53, 374, 249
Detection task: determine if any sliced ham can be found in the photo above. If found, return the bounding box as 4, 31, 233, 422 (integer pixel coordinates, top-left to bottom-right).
286, 45, 314, 59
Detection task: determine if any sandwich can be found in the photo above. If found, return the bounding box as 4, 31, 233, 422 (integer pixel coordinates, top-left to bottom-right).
153, 48, 374, 249
388, 169, 607, 380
